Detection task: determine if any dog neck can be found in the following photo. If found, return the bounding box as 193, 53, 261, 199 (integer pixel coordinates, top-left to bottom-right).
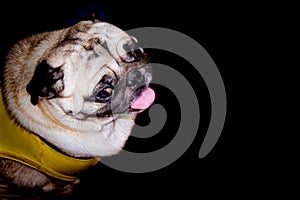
0, 89, 100, 181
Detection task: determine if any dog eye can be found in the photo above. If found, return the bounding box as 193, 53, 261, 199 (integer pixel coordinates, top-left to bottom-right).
95, 88, 113, 103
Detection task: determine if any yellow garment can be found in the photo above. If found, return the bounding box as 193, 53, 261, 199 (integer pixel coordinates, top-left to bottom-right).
0, 88, 100, 181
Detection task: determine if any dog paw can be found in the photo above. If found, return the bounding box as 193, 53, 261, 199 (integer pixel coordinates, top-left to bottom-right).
41, 178, 80, 196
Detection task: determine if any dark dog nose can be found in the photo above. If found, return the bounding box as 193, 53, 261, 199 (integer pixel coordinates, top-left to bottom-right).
127, 70, 144, 88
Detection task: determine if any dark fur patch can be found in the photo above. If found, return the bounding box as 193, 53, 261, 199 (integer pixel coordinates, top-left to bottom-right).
26, 60, 64, 105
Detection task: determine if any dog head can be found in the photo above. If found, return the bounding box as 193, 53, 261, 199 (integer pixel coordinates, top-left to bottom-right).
3, 21, 155, 157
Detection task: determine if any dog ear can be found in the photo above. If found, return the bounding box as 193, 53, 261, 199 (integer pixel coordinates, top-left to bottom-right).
26, 60, 64, 105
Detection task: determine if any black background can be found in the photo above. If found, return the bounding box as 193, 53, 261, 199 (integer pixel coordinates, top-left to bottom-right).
0, 0, 259, 199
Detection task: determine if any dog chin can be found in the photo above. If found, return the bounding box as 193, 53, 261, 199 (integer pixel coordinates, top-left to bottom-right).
39, 112, 136, 158
72, 116, 136, 157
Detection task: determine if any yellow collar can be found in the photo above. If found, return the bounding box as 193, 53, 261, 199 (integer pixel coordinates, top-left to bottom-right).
0, 88, 100, 181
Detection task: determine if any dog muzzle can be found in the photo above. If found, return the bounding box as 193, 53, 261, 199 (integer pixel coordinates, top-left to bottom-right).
0, 88, 100, 181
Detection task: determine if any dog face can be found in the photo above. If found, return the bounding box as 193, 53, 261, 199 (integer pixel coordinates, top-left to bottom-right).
3, 21, 155, 158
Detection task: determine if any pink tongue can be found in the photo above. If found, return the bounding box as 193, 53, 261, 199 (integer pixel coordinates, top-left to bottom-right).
131, 87, 155, 110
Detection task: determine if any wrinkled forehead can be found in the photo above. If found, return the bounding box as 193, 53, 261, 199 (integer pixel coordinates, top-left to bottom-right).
87, 21, 129, 39
48, 21, 136, 68
76, 21, 135, 60
90, 22, 135, 59
68, 20, 131, 41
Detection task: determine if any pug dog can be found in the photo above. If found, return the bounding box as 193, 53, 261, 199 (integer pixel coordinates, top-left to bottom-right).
0, 20, 155, 195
